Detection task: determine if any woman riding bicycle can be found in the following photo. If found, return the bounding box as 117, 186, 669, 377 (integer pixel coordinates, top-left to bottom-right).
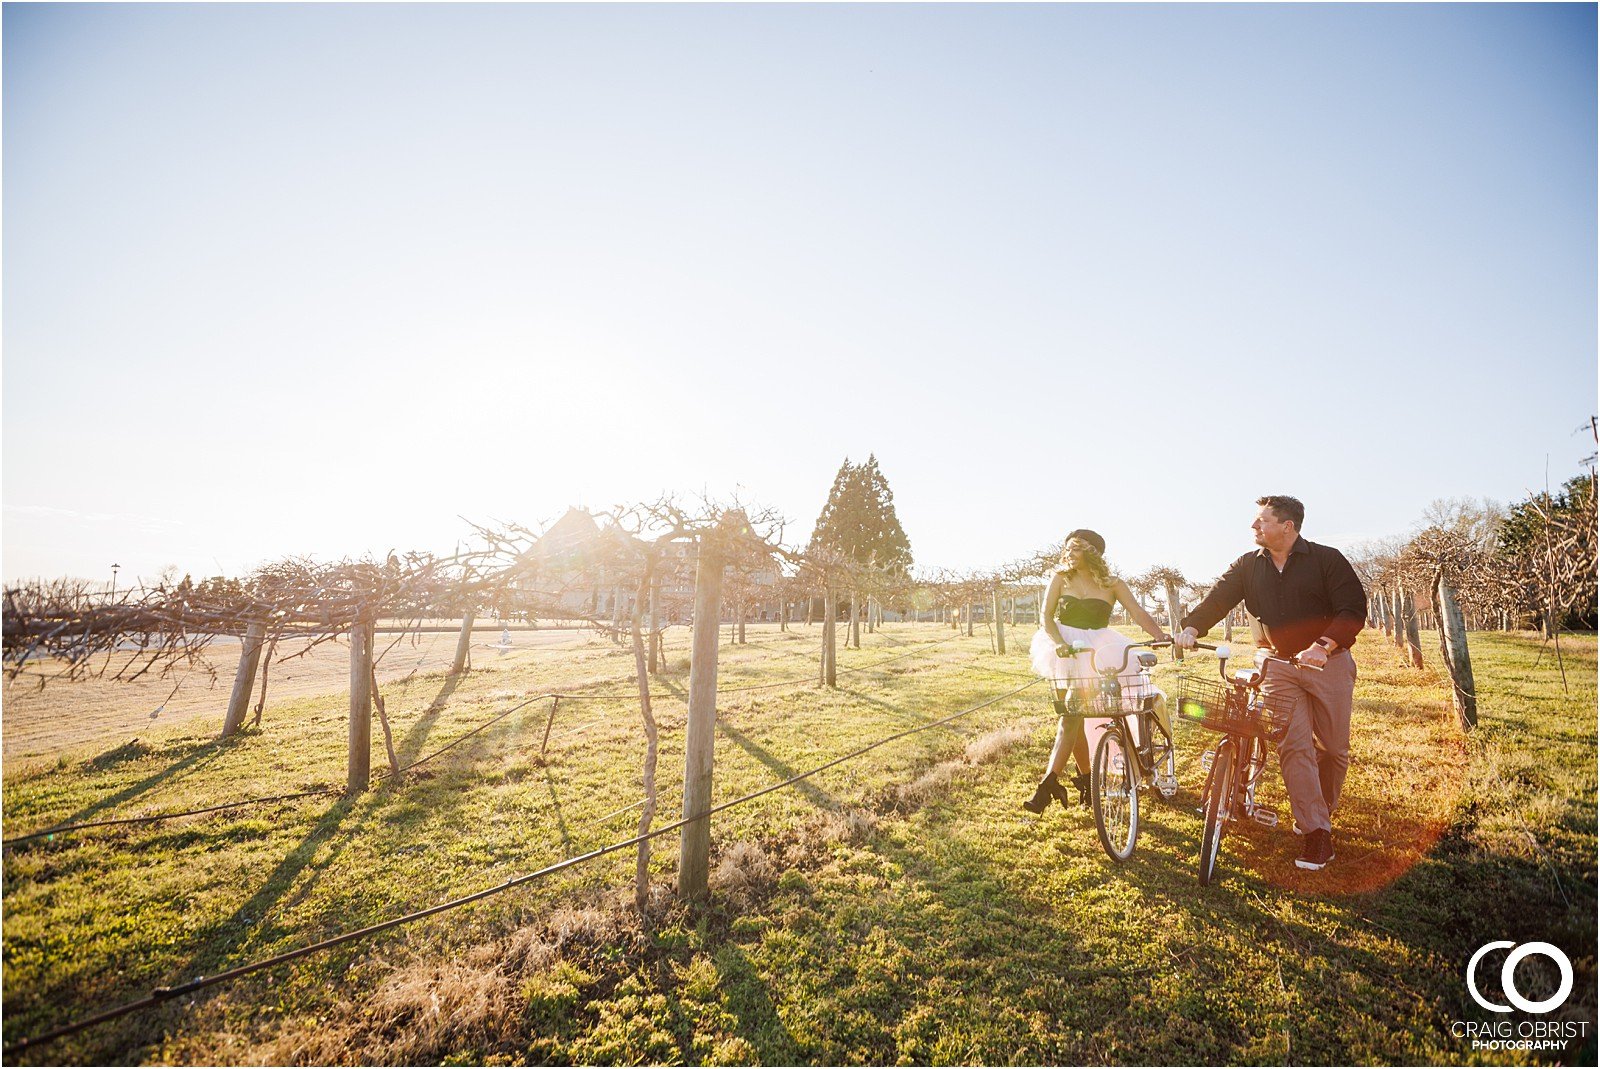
1024, 529, 1173, 813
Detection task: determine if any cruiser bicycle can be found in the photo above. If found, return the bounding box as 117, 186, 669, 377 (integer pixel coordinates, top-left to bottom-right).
1051, 639, 1177, 863
1176, 642, 1319, 886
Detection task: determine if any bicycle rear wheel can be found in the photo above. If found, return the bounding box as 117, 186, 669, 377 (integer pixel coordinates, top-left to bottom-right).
1198, 738, 1235, 886
1092, 723, 1139, 862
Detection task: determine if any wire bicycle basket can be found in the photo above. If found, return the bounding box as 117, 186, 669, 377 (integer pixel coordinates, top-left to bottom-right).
1174, 676, 1292, 742
1048, 675, 1163, 717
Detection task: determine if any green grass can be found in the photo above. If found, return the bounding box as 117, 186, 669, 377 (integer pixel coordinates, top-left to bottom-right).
2, 623, 1594, 1065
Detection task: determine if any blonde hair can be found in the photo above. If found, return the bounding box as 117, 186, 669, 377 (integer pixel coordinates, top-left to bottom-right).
1058, 542, 1115, 590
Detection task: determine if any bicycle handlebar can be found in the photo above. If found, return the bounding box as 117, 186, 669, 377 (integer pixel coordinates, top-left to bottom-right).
1181, 641, 1324, 680
1055, 638, 1173, 677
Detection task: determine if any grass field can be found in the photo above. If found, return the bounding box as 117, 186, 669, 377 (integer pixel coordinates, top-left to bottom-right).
2, 622, 1594, 1065
0, 622, 586, 766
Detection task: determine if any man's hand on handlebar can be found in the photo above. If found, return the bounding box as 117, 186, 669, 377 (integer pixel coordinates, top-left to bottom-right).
1294, 643, 1330, 669
1174, 627, 1199, 650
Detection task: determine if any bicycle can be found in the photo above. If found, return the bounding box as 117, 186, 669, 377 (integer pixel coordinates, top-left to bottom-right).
1049, 639, 1177, 863
1175, 642, 1319, 886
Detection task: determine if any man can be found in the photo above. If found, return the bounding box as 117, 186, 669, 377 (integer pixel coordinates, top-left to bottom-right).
1175, 495, 1367, 871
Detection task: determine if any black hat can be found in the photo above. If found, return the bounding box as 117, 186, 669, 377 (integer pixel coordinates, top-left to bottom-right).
1067, 529, 1106, 555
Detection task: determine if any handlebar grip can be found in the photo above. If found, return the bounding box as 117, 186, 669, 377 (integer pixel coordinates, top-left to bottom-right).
1260, 652, 1325, 671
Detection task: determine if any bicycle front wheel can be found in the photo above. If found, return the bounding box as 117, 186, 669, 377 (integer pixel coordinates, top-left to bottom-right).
1092, 723, 1139, 863
1198, 738, 1235, 886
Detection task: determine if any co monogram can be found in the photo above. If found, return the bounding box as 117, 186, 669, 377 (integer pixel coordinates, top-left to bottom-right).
1467, 941, 1573, 1014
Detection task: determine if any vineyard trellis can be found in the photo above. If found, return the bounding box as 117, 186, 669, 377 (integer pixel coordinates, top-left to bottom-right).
6, 454, 1594, 1054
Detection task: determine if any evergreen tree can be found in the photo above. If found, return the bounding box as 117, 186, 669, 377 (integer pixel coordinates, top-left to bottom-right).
808, 455, 913, 575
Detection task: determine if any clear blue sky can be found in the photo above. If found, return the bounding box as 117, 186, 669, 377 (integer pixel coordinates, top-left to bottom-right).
4, 2, 1595, 588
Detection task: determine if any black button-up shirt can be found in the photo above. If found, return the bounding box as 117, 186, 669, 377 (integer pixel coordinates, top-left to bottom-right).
1182, 536, 1367, 655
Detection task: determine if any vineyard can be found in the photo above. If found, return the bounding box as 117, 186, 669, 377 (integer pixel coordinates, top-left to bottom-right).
3, 458, 1597, 1065
0, 616, 1594, 1064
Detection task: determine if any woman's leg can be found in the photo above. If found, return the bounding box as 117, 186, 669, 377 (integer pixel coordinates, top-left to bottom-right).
1071, 723, 1092, 774
1047, 689, 1083, 776
1150, 692, 1173, 739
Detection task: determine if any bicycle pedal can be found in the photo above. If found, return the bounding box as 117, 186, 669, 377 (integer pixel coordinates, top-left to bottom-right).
1199, 750, 1216, 773
1154, 774, 1178, 799
1252, 807, 1279, 828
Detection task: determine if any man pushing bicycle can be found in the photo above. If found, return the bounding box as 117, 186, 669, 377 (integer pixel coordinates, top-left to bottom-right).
1174, 495, 1367, 871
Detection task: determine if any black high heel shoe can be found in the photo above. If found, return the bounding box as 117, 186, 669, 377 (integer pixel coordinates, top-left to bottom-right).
1070, 772, 1092, 808
1022, 774, 1071, 814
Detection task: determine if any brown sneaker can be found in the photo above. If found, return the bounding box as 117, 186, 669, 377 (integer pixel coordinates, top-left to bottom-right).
1295, 829, 1335, 870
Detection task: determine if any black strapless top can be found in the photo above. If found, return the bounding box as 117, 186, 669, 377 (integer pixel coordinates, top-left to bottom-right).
1055, 595, 1113, 630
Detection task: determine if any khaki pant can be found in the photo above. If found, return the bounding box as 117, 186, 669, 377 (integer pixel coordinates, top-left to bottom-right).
1261, 651, 1356, 835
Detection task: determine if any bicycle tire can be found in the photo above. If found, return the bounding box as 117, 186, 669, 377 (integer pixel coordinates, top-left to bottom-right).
1092, 723, 1139, 863
1198, 738, 1234, 886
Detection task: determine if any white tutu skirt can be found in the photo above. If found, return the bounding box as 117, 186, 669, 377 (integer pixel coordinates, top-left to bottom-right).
1029, 626, 1162, 715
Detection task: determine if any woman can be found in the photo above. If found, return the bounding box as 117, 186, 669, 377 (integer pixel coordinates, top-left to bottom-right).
1024, 529, 1173, 813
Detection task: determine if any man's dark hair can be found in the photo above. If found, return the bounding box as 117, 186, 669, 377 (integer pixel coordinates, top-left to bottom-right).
1256, 495, 1305, 530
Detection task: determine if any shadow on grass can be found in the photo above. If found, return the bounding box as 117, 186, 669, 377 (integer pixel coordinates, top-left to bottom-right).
390, 671, 465, 769
717, 725, 840, 811
178, 796, 365, 972
37, 735, 240, 833
836, 686, 967, 732
711, 940, 802, 1062
544, 765, 574, 855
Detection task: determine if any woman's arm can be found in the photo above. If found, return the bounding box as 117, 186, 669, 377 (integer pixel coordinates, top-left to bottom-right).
1113, 578, 1169, 640
1040, 571, 1068, 647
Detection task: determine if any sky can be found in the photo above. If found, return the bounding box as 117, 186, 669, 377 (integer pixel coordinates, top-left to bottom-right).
3, 2, 1595, 589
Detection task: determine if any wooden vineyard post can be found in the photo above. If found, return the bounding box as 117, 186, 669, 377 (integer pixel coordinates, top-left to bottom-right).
993, 587, 1006, 655
221, 621, 266, 738
1436, 575, 1477, 731
647, 579, 660, 675
449, 610, 475, 676
820, 585, 837, 687
1388, 585, 1401, 652
347, 617, 375, 795
1164, 582, 1185, 661
1402, 588, 1425, 669
1223, 610, 1234, 644
964, 602, 974, 637
679, 534, 725, 902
